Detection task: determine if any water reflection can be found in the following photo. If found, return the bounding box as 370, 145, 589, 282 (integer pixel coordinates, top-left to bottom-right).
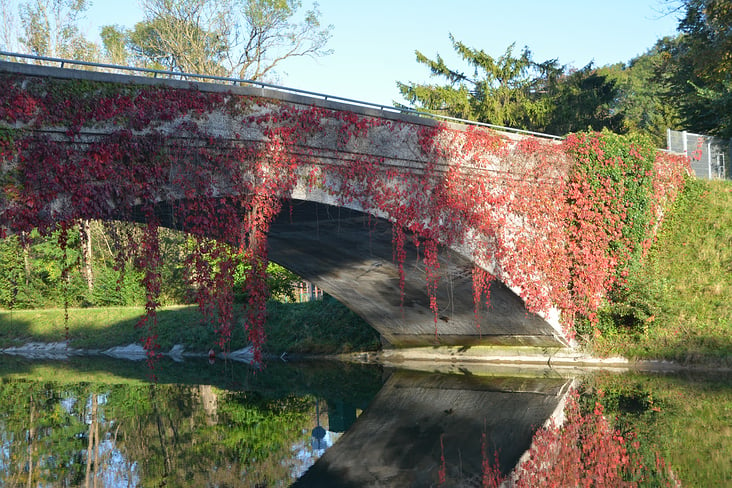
0, 357, 571, 487
0, 358, 383, 486
294, 370, 572, 487
0, 357, 728, 486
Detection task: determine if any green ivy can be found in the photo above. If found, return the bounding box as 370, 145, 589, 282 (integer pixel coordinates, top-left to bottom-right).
567, 129, 657, 284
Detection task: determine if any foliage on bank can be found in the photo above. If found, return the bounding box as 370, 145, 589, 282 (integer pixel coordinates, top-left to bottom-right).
500, 390, 679, 487
0, 73, 689, 359
0, 222, 301, 311
583, 178, 732, 365
580, 371, 732, 487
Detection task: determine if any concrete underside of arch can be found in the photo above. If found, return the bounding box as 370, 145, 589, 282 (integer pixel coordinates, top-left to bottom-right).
264, 200, 567, 348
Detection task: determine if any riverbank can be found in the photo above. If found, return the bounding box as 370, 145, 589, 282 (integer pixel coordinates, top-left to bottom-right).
0, 295, 381, 357
579, 178, 732, 368
341, 345, 732, 376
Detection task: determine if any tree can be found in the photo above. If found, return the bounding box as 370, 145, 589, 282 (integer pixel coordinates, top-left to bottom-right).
0, 0, 100, 60
543, 63, 624, 136
676, 0, 732, 79
397, 35, 562, 131
102, 0, 333, 80
0, 0, 20, 52
600, 42, 682, 146
0, 235, 25, 308
103, 0, 229, 74
659, 0, 732, 137
398, 36, 627, 136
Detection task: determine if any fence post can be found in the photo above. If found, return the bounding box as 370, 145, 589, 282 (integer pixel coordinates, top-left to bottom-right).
718, 154, 725, 179
682, 131, 688, 157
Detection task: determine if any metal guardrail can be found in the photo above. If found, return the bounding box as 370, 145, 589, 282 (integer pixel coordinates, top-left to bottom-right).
0, 50, 563, 140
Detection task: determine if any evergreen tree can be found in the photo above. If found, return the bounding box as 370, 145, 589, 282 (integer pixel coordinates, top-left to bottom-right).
398, 36, 624, 136
397, 35, 562, 131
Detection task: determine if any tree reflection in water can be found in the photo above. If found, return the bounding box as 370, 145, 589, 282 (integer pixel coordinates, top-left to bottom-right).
0, 381, 322, 486
0, 359, 381, 486
0, 362, 695, 487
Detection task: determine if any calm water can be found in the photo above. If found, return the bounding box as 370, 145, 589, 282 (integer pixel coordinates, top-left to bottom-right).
0, 355, 730, 487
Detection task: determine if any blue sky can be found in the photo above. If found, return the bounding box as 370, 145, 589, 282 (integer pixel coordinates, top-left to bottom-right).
85, 0, 682, 106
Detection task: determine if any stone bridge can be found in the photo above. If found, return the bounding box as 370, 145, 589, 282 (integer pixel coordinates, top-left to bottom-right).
0, 59, 576, 349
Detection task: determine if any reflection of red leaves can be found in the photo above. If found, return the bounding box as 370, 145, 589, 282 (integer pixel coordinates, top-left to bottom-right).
436, 389, 678, 486
513, 390, 678, 487
439, 434, 447, 484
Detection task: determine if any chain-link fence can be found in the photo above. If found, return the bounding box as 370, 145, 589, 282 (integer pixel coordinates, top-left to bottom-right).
667, 129, 730, 180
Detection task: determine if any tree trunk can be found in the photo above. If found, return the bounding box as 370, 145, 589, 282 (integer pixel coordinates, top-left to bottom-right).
21, 231, 30, 287
199, 384, 219, 425
85, 393, 98, 488
80, 219, 94, 292
26, 394, 35, 488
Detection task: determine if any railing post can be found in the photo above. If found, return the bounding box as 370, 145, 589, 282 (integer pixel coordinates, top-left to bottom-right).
682, 130, 688, 157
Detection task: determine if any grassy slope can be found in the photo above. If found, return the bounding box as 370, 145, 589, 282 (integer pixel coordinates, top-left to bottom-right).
589, 178, 732, 366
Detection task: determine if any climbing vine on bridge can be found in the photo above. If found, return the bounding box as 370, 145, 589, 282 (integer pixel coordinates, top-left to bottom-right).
0, 72, 689, 361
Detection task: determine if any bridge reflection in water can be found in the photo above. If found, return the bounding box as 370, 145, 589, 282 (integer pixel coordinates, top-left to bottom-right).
295, 369, 572, 487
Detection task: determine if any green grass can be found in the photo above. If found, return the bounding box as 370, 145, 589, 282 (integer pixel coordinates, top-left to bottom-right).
0, 306, 149, 349
582, 371, 732, 487
0, 296, 381, 355
586, 178, 732, 366
265, 295, 382, 354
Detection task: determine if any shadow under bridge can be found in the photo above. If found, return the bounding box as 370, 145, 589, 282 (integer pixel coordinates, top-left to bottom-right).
264, 199, 566, 348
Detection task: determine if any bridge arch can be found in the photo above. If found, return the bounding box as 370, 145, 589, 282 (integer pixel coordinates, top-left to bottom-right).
140, 195, 565, 347
268, 199, 565, 346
